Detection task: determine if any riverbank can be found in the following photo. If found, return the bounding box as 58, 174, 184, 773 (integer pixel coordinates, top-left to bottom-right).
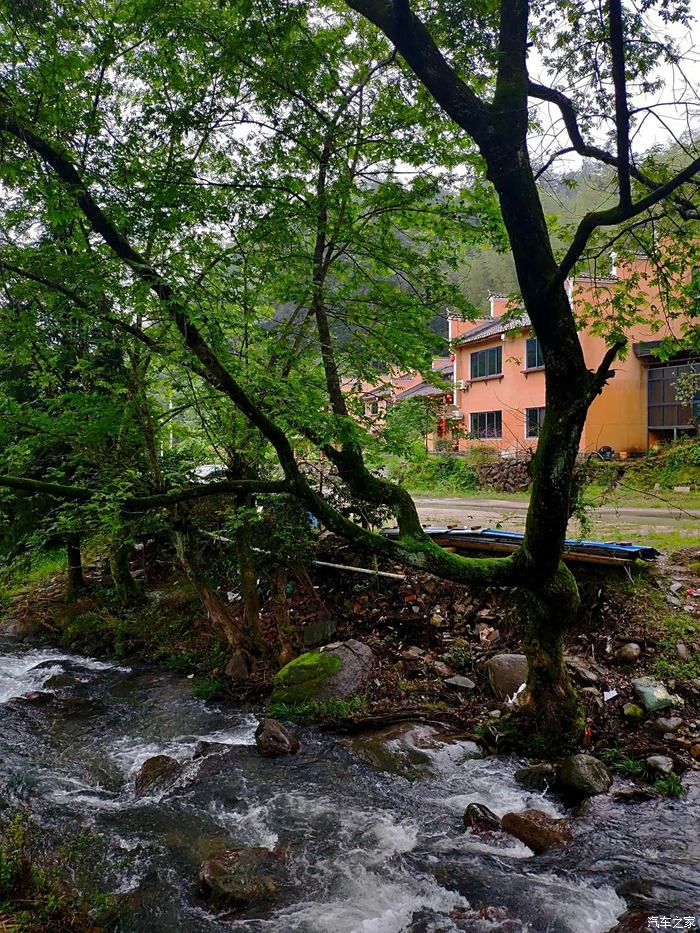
2, 535, 699, 782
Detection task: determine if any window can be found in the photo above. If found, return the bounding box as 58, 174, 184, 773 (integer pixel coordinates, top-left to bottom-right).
470, 410, 502, 438
526, 406, 545, 438
470, 345, 502, 379
525, 337, 544, 370
369, 400, 379, 415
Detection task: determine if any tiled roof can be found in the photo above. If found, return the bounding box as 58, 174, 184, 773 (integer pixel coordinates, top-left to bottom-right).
394, 382, 446, 401
454, 313, 531, 346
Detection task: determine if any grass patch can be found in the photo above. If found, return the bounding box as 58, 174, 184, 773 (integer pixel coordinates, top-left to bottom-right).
599, 748, 687, 797
0, 811, 117, 931
267, 695, 368, 723
0, 549, 66, 602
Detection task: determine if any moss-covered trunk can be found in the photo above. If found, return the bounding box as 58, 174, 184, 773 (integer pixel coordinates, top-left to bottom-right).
516, 563, 583, 737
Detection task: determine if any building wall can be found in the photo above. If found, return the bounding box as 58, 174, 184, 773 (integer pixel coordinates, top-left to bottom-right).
453, 258, 690, 455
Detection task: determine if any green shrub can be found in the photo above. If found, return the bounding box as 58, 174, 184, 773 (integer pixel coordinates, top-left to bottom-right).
389, 454, 479, 494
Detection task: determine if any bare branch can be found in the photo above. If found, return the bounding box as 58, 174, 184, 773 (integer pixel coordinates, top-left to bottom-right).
556, 155, 700, 284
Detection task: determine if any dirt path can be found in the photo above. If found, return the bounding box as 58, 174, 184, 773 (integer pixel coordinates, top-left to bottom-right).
412, 495, 700, 540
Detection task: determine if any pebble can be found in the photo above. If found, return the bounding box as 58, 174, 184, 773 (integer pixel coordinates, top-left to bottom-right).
618, 643, 641, 663
676, 642, 692, 660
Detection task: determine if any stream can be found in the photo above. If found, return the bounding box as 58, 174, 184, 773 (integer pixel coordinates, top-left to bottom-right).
0, 638, 698, 932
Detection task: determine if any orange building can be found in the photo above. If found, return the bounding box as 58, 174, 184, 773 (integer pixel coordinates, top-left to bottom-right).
451, 257, 699, 456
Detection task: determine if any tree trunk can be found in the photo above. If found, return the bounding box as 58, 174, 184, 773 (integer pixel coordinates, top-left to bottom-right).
175, 522, 270, 667
516, 563, 583, 738
270, 566, 295, 666
234, 498, 262, 647
65, 533, 86, 599
109, 535, 141, 604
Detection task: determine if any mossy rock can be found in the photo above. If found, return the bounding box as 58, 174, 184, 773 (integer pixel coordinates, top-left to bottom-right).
271, 639, 375, 704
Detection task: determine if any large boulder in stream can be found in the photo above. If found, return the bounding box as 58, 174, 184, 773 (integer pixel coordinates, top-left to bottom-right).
198, 846, 288, 910
501, 809, 572, 854
255, 719, 300, 758
271, 639, 375, 704
134, 754, 182, 797
557, 753, 612, 800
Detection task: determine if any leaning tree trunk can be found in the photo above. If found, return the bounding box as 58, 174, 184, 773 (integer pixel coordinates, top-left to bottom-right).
174, 521, 271, 670
65, 532, 86, 599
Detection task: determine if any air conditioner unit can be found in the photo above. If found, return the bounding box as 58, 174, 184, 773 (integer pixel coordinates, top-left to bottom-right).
457, 379, 469, 390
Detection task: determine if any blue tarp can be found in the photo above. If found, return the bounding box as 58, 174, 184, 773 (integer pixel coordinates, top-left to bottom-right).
381, 525, 658, 562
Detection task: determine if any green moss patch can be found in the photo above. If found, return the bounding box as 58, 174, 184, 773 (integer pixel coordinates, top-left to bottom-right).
271, 650, 342, 704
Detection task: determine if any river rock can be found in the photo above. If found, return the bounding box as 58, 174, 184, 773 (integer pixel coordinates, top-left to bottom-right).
646, 754, 674, 776
514, 762, 557, 791
558, 754, 612, 799
618, 642, 642, 663
198, 846, 287, 910
444, 675, 476, 691
271, 639, 375, 704
652, 716, 683, 734
632, 676, 675, 712
484, 654, 528, 699
134, 755, 181, 796
500, 809, 572, 854
255, 719, 300, 758
463, 802, 501, 833
676, 641, 692, 660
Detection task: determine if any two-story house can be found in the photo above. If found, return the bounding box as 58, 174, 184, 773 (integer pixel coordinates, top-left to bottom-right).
450, 257, 699, 456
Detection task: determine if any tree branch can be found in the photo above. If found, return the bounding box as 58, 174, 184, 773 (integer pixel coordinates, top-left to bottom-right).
556, 154, 700, 284
607, 0, 631, 209
344, 0, 492, 145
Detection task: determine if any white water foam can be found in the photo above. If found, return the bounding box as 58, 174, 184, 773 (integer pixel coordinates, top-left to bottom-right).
0, 647, 123, 703
108, 714, 258, 777
521, 871, 626, 933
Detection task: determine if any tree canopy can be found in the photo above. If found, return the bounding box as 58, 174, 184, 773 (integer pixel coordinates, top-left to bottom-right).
0, 0, 698, 734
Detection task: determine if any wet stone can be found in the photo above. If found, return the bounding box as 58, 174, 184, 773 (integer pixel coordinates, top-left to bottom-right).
193, 741, 231, 759
255, 719, 300, 758
558, 754, 612, 800
134, 755, 182, 797
514, 762, 557, 791
198, 846, 287, 911
646, 754, 674, 776
463, 802, 501, 833
501, 809, 572, 855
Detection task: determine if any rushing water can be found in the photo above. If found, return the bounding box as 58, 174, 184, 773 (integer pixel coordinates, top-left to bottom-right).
0, 639, 698, 932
